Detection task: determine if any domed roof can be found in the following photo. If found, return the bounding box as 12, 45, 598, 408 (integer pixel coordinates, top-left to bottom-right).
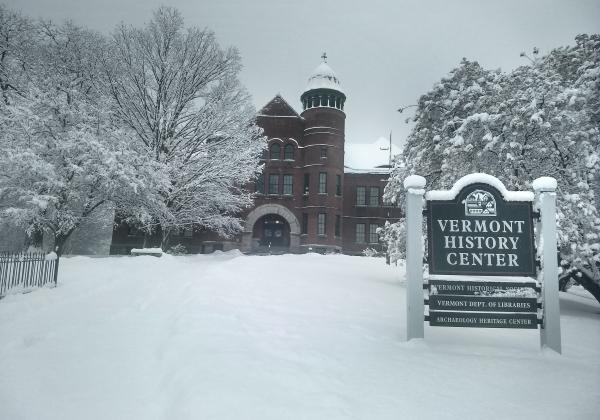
304, 61, 344, 95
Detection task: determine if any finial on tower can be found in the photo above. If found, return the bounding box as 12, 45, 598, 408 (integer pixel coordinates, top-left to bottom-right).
321, 52, 327, 63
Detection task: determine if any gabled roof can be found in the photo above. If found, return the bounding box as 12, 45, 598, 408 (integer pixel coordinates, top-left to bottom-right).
257, 94, 301, 118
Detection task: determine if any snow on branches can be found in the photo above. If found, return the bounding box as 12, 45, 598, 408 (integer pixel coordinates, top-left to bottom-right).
102, 7, 266, 247
385, 35, 600, 301
0, 12, 166, 254
0, 5, 266, 253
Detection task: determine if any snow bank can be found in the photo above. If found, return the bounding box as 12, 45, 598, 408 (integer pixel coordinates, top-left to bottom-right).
0, 254, 598, 420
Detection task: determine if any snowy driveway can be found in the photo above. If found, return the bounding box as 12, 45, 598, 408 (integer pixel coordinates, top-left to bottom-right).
1, 252, 599, 420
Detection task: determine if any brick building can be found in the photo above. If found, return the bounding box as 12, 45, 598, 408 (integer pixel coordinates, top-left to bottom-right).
110, 59, 402, 255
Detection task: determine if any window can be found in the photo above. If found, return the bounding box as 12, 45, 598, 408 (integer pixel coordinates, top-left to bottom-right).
284, 144, 294, 160
355, 223, 366, 243
369, 187, 380, 207
356, 186, 366, 206
302, 213, 308, 234
369, 224, 379, 244
303, 173, 310, 194
336, 175, 342, 196
255, 174, 264, 194
270, 143, 281, 160
283, 175, 293, 195
335, 215, 341, 237
183, 227, 193, 238
320, 147, 327, 159
319, 172, 327, 194
269, 174, 279, 195
318, 213, 326, 236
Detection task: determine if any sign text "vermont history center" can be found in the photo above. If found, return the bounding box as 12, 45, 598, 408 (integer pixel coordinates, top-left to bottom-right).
427, 184, 536, 276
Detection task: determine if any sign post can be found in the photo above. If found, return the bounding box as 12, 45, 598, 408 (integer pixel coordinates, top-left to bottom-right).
404, 175, 426, 341
533, 177, 561, 353
403, 173, 561, 353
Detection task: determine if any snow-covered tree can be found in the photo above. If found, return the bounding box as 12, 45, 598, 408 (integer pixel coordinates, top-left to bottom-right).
0, 18, 165, 255
385, 35, 600, 302
101, 7, 266, 248
0, 5, 35, 104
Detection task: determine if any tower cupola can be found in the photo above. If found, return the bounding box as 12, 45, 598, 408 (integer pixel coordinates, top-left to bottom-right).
301, 53, 346, 112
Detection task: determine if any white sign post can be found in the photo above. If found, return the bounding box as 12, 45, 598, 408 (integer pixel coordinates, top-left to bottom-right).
533, 177, 562, 353
404, 175, 426, 341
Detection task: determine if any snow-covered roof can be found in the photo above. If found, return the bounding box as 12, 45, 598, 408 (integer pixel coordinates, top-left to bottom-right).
304, 61, 344, 95
344, 137, 402, 174
258, 94, 301, 118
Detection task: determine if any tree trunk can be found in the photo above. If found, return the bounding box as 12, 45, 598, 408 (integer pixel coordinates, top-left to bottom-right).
575, 267, 600, 305
53, 234, 68, 257
161, 227, 172, 251
53, 227, 78, 257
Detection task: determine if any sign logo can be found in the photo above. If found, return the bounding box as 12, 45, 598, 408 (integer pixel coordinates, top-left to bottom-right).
464, 189, 497, 216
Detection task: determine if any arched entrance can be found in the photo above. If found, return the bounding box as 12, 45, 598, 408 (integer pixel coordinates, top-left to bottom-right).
241, 204, 301, 253
253, 214, 290, 250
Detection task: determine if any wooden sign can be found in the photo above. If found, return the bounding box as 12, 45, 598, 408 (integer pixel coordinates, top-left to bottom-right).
428, 295, 538, 313
428, 311, 539, 329
426, 183, 536, 276
404, 173, 561, 352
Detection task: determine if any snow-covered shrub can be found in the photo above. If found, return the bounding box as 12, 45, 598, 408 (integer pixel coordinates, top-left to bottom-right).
167, 244, 188, 256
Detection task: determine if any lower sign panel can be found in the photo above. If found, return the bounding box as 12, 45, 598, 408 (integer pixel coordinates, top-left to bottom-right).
428, 311, 539, 329
428, 279, 538, 296
429, 295, 538, 313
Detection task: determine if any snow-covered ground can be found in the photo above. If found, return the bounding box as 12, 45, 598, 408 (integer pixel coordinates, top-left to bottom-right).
1, 252, 598, 420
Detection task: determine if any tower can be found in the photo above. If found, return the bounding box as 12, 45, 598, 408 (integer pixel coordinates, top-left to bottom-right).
298, 55, 346, 252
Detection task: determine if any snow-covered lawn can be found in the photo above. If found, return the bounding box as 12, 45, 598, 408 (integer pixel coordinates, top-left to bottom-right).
1, 252, 598, 420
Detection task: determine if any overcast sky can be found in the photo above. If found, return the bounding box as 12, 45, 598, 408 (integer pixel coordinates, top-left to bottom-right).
6, 0, 600, 148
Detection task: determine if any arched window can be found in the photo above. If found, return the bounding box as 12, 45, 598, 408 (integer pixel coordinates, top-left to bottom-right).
270, 143, 281, 160
284, 144, 294, 160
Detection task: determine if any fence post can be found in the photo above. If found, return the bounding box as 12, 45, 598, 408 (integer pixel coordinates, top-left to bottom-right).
404, 175, 426, 341
533, 177, 561, 354
53, 256, 60, 286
